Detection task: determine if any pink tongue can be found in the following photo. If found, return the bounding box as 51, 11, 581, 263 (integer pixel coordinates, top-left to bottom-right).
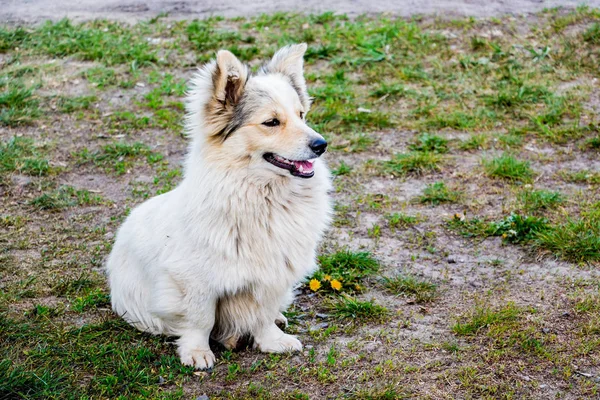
293, 160, 314, 171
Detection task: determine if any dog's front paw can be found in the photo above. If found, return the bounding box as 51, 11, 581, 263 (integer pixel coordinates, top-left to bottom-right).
256, 333, 302, 353
178, 347, 216, 370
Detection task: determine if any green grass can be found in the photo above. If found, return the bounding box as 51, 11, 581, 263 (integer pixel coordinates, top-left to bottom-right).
518, 189, 563, 212
452, 302, 521, 336
460, 134, 489, 151
447, 213, 548, 244
535, 218, 600, 262
328, 296, 388, 322
386, 212, 419, 230
0, 136, 49, 176
0, 78, 40, 126
57, 95, 97, 113
418, 181, 461, 205
5, 19, 158, 66
331, 161, 352, 176
311, 250, 379, 293
382, 152, 442, 176
408, 133, 448, 153
30, 186, 105, 210
0, 315, 191, 399
382, 275, 437, 303
75, 142, 163, 175
483, 154, 534, 182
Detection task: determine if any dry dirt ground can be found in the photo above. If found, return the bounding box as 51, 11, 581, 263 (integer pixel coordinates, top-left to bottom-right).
1, 4, 600, 400
3, 0, 600, 24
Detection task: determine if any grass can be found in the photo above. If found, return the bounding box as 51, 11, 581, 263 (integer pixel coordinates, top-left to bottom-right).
452, 302, 521, 336
387, 212, 420, 230
382, 275, 437, 303
0, 136, 49, 176
0, 78, 40, 126
408, 133, 448, 153
418, 181, 461, 205
483, 154, 534, 182
311, 250, 379, 293
535, 218, 600, 262
2, 8, 600, 399
29, 185, 105, 210
518, 189, 563, 212
328, 296, 388, 322
382, 152, 442, 176
75, 141, 163, 175
447, 213, 548, 244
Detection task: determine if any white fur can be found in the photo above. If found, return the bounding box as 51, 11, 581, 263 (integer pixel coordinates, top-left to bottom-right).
106, 45, 332, 370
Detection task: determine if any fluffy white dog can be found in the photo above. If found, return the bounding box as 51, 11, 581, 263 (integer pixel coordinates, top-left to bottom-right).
106, 44, 332, 370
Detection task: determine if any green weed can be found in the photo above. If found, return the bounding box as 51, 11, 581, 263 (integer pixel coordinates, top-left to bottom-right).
418, 181, 461, 205
383, 275, 437, 303
483, 154, 534, 182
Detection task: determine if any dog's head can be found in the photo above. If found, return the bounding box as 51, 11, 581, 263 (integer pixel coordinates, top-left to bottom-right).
186, 44, 326, 179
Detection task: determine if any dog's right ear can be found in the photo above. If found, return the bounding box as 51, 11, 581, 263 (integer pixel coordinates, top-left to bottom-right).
212, 50, 248, 107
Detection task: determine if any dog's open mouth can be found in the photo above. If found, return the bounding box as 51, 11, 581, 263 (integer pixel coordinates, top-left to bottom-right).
263, 153, 316, 178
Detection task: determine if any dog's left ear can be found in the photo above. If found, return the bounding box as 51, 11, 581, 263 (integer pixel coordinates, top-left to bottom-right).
263, 43, 310, 110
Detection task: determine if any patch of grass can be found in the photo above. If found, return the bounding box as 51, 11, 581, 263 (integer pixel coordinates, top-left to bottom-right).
583, 135, 600, 150
0, 78, 40, 126
452, 302, 521, 336
75, 142, 163, 175
583, 22, 600, 44
483, 153, 534, 182
559, 169, 600, 184
0, 136, 49, 176
329, 296, 388, 322
447, 213, 548, 244
30, 185, 105, 210
311, 251, 379, 293
382, 151, 442, 176
382, 275, 437, 303
331, 161, 352, 176
408, 133, 448, 153
7, 19, 157, 66
460, 134, 489, 151
71, 288, 110, 312
84, 66, 119, 88
0, 315, 191, 399
518, 189, 563, 212
490, 213, 549, 244
386, 212, 419, 230
57, 95, 96, 113
418, 181, 461, 205
535, 218, 600, 262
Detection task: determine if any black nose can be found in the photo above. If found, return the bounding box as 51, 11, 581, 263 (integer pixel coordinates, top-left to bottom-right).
309, 138, 328, 156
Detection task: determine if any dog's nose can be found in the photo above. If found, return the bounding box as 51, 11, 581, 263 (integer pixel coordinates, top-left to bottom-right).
309, 138, 328, 156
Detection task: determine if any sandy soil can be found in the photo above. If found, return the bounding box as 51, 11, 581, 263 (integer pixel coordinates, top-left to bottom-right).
4, 0, 600, 24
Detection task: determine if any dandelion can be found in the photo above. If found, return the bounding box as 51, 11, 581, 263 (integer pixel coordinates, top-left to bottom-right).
330, 279, 342, 291
323, 275, 332, 281
355, 284, 362, 291
309, 279, 321, 291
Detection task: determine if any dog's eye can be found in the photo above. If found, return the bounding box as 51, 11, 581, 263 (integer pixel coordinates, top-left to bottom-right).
299, 111, 304, 119
262, 118, 280, 127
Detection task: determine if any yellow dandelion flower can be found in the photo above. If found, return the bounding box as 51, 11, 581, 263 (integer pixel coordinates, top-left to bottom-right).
309, 279, 321, 291
330, 279, 342, 291
355, 284, 362, 291
323, 275, 332, 281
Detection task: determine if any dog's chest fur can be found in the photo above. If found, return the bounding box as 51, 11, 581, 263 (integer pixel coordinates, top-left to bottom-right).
175, 165, 332, 292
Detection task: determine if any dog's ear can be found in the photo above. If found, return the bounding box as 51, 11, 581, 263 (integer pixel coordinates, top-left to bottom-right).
213, 50, 248, 107
263, 43, 310, 110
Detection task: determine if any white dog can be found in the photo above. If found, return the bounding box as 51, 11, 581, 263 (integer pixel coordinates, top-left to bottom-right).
106, 44, 332, 370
